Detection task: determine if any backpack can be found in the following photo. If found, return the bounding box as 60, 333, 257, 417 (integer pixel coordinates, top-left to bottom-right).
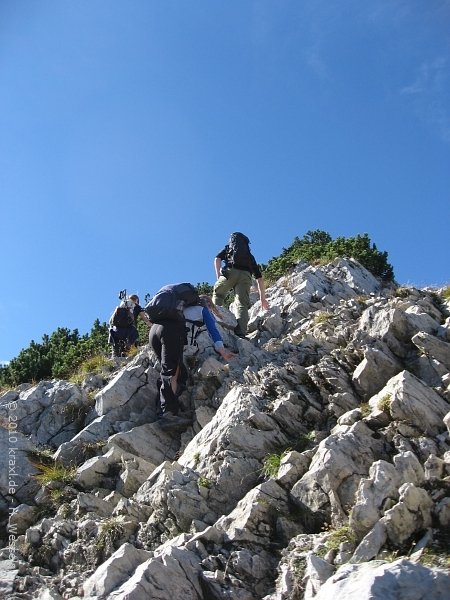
145, 283, 201, 323
226, 232, 253, 270
112, 305, 134, 328
183, 318, 206, 354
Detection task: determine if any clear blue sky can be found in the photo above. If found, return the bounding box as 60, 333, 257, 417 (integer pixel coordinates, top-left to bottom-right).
1, 1, 449, 363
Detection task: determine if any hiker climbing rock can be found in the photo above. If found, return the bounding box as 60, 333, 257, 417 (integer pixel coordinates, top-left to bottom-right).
212, 232, 269, 337
108, 292, 152, 357
145, 284, 236, 423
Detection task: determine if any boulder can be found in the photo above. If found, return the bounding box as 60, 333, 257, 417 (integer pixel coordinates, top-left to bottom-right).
0, 381, 89, 447
315, 559, 450, 600
83, 542, 151, 598
370, 371, 449, 435
352, 347, 401, 400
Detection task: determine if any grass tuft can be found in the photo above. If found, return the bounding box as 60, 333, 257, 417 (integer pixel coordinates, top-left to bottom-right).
377, 393, 392, 414
32, 462, 77, 487
261, 449, 291, 479
70, 354, 114, 385
313, 311, 333, 325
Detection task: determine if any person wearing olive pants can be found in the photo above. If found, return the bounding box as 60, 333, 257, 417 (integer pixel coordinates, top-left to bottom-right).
212, 232, 269, 337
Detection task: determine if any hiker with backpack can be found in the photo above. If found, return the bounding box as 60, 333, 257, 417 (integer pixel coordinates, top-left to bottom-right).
108, 294, 152, 357
145, 283, 235, 421
212, 232, 269, 338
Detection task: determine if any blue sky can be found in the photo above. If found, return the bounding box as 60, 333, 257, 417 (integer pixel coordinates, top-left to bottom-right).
1, 0, 449, 363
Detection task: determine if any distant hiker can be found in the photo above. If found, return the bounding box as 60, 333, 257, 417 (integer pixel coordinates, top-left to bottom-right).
108, 294, 152, 357
145, 284, 235, 419
212, 232, 269, 338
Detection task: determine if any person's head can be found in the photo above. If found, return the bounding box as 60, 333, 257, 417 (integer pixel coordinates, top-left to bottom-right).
229, 232, 250, 245
199, 294, 221, 317
128, 294, 140, 305
199, 294, 213, 309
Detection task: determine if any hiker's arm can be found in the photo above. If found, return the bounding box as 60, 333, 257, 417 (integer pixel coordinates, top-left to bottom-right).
131, 304, 152, 327
202, 306, 223, 346
138, 310, 152, 327
203, 307, 236, 361
256, 277, 269, 311
214, 257, 222, 279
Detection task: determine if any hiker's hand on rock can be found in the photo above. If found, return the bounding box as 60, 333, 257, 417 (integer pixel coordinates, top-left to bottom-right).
261, 298, 269, 311
219, 348, 237, 362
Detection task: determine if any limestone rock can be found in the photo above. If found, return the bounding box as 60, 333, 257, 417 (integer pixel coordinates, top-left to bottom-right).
7, 504, 37, 535
370, 371, 449, 435
83, 542, 151, 598
276, 450, 311, 487
382, 482, 433, 546
0, 380, 89, 447
291, 421, 385, 525
350, 460, 400, 538
0, 560, 19, 595
314, 559, 450, 600
413, 331, 450, 367
352, 347, 401, 400
3, 260, 450, 600
95, 359, 158, 418
100, 545, 203, 599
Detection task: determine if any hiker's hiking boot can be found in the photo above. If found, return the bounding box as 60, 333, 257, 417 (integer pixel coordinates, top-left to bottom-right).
156, 412, 191, 432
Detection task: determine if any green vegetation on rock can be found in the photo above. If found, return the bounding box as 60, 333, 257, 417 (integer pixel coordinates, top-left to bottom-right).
262, 230, 394, 284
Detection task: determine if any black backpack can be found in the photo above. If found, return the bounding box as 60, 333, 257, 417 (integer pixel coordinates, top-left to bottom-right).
145, 283, 201, 323
226, 232, 253, 270
112, 305, 134, 328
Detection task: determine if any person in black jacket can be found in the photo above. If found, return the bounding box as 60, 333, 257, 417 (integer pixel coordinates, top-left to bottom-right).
108, 294, 152, 357
212, 232, 269, 337
149, 292, 235, 419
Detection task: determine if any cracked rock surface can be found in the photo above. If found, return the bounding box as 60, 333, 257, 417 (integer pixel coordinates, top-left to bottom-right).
1, 259, 449, 599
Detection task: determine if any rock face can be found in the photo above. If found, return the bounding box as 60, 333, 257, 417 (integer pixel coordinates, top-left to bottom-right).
0, 258, 449, 599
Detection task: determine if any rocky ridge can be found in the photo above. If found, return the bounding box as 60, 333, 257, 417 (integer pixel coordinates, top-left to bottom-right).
0, 258, 449, 599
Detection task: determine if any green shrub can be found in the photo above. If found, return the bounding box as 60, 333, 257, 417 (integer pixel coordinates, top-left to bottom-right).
0, 320, 110, 387
263, 230, 394, 284
49, 488, 76, 507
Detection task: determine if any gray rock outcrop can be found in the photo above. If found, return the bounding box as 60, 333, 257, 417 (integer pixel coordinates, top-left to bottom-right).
1, 259, 449, 599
